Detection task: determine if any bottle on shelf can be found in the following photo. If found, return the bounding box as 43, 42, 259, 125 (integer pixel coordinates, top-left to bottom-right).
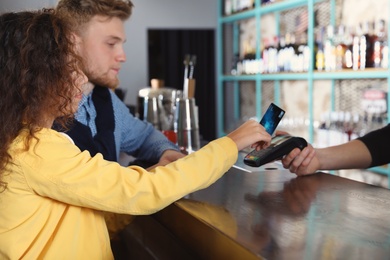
352, 25, 361, 70
239, 39, 256, 74
283, 33, 294, 72
225, 0, 255, 15
344, 26, 354, 69
324, 25, 336, 71
359, 23, 368, 69
262, 37, 270, 73
231, 53, 240, 75
267, 36, 279, 73
277, 35, 286, 72
301, 33, 311, 72
334, 25, 349, 70
316, 46, 325, 71
315, 27, 325, 71
225, 0, 232, 15
294, 32, 309, 72
239, 0, 253, 12
373, 20, 383, 68
231, 0, 237, 14
261, 0, 274, 5
373, 19, 388, 69
380, 19, 389, 69
359, 21, 376, 69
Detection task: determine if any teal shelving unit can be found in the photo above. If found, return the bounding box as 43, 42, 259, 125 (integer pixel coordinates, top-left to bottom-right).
217, 0, 390, 178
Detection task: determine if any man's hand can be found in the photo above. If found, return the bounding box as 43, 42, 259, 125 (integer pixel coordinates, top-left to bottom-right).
146, 150, 185, 170
158, 149, 186, 165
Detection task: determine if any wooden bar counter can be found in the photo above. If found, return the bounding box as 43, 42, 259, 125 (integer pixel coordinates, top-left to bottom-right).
151, 153, 390, 259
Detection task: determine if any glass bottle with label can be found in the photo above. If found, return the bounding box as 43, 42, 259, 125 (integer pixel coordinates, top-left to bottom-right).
335, 25, 348, 70
315, 27, 325, 71
324, 25, 336, 71
343, 26, 353, 69
359, 22, 375, 69
373, 19, 387, 68
352, 25, 361, 70
225, 0, 232, 15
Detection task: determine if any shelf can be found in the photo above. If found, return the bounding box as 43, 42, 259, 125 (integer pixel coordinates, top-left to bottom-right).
313, 69, 390, 80
259, 0, 315, 14
217, 0, 390, 176
220, 0, 323, 23
221, 74, 259, 81
221, 69, 390, 81
220, 9, 257, 23
222, 73, 308, 80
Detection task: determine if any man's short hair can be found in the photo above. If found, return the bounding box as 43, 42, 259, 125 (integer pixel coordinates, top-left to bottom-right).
56, 0, 133, 34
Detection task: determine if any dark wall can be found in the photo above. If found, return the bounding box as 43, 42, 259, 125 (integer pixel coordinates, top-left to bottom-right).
148, 29, 216, 141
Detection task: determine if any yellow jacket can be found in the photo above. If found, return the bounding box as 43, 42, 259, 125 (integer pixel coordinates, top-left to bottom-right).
0, 128, 237, 259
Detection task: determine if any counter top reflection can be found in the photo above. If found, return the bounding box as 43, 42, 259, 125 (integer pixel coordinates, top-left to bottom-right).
154, 155, 390, 259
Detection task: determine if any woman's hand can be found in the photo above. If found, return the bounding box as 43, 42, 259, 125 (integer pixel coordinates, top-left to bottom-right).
227, 119, 272, 151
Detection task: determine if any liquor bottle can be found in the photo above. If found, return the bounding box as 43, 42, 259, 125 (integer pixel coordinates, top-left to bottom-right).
240, 0, 251, 11
268, 36, 279, 73
241, 0, 247, 12
316, 45, 325, 71
380, 19, 388, 68
335, 25, 348, 70
236, 0, 242, 13
359, 22, 375, 69
298, 32, 310, 72
231, 53, 239, 75
225, 0, 232, 15
352, 25, 361, 70
290, 33, 302, 72
284, 33, 292, 72
324, 25, 336, 71
290, 33, 298, 54
243, 52, 256, 74
373, 19, 387, 68
315, 27, 325, 71
262, 0, 273, 5
262, 37, 270, 73
367, 21, 377, 68
382, 43, 389, 69
277, 36, 286, 72
232, 0, 237, 13
287, 33, 298, 72
343, 26, 353, 69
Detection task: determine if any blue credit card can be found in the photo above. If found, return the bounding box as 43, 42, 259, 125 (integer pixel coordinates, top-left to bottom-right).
259, 103, 285, 135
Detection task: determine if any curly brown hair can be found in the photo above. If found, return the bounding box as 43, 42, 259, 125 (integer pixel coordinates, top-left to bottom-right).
0, 9, 83, 191
56, 0, 134, 35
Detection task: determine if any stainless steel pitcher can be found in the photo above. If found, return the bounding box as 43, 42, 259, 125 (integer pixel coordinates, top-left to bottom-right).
174, 98, 200, 154
142, 96, 164, 130
137, 87, 182, 131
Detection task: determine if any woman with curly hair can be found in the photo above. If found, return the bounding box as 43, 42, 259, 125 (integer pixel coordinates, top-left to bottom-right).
0, 9, 271, 259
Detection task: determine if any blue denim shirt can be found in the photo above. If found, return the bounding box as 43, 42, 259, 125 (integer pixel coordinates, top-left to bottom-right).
75, 89, 179, 162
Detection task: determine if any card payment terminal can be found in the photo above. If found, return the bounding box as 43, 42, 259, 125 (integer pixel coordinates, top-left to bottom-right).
244, 135, 307, 167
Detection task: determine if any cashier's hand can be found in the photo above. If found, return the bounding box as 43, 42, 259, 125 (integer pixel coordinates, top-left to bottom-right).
227, 119, 271, 151
274, 130, 319, 176
146, 150, 185, 170
281, 144, 319, 176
